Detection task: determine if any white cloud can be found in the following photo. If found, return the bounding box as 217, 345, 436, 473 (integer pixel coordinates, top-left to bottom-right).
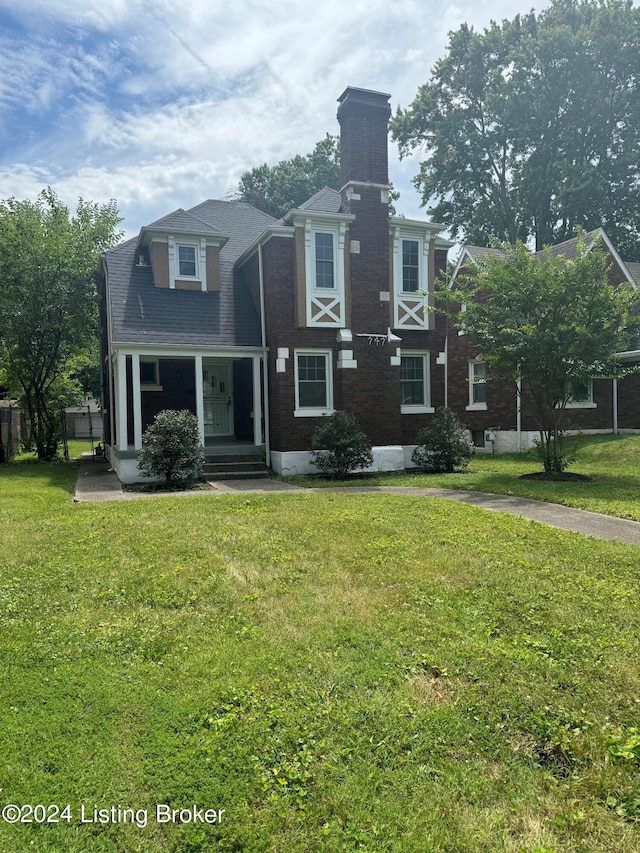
0, 0, 558, 235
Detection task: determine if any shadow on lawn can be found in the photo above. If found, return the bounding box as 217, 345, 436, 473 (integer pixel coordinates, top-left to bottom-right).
0, 457, 79, 498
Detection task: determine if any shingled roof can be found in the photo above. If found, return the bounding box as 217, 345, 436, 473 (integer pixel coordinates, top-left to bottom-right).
295, 186, 342, 214
103, 199, 276, 347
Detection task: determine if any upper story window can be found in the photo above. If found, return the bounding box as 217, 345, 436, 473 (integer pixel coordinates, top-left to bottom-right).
467, 360, 487, 409
178, 244, 197, 278
315, 232, 335, 289
391, 224, 432, 330
402, 239, 420, 293
291, 214, 352, 328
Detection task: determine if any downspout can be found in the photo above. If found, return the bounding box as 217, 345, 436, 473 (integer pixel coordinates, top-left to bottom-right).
444, 334, 448, 408
258, 242, 270, 466
101, 256, 116, 456
516, 367, 522, 453
613, 377, 618, 435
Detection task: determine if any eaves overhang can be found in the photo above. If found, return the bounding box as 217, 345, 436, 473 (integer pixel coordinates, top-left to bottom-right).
235, 224, 295, 269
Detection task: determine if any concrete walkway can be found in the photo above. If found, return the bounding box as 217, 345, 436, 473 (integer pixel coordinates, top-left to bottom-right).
74, 457, 640, 547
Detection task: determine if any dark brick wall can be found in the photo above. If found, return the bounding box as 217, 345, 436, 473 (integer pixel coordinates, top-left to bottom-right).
616, 373, 640, 429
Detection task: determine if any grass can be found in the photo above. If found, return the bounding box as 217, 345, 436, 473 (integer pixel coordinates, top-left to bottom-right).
1, 456, 640, 851
281, 433, 640, 521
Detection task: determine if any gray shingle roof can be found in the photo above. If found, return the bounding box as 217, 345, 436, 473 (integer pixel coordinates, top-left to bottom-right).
104, 199, 277, 347
144, 208, 225, 237
625, 262, 640, 284
463, 245, 505, 261
295, 187, 342, 213
535, 229, 601, 260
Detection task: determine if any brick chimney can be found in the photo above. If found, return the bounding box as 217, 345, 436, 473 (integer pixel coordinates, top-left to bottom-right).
337, 87, 391, 192
335, 87, 400, 446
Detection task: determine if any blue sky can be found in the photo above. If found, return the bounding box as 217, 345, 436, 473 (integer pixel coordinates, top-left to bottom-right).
0, 0, 556, 238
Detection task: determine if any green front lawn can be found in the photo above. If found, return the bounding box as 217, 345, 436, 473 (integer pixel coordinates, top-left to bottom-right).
1, 459, 639, 851
282, 433, 640, 521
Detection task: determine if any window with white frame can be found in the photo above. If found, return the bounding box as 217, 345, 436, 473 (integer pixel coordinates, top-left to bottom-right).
298, 218, 348, 327
400, 352, 433, 413
177, 244, 198, 278
294, 351, 333, 416
140, 358, 162, 390
391, 226, 430, 330
467, 360, 487, 409
567, 378, 595, 407
314, 232, 335, 289
402, 239, 420, 292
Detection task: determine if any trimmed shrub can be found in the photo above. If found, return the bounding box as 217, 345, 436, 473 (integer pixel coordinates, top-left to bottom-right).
412, 407, 474, 473
137, 409, 205, 486
310, 411, 373, 479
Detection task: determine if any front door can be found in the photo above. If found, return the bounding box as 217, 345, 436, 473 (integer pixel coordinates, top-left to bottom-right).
203, 361, 233, 437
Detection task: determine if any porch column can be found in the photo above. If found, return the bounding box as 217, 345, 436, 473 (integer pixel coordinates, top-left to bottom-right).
253, 355, 263, 445
116, 351, 128, 452
194, 355, 205, 445
132, 353, 142, 450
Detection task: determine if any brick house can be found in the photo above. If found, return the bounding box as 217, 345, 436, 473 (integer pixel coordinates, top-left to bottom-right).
99, 87, 453, 482
446, 230, 640, 454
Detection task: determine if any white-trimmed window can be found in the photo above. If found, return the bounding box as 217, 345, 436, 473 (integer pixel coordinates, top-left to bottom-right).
400, 352, 433, 414
178, 244, 198, 278
567, 378, 596, 408
167, 235, 207, 289
467, 360, 487, 410
391, 226, 430, 330
314, 232, 335, 289
402, 239, 420, 292
140, 358, 162, 390
294, 350, 333, 416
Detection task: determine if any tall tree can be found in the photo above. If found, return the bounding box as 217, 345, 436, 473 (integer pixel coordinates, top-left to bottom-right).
451, 236, 636, 474
234, 135, 340, 219
0, 188, 122, 459
391, 0, 640, 259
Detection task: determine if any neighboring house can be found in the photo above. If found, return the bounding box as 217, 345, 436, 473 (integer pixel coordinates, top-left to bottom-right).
99, 87, 453, 482
64, 395, 102, 440
446, 229, 640, 453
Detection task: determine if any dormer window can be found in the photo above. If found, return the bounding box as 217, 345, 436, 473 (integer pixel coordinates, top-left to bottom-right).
178, 244, 197, 277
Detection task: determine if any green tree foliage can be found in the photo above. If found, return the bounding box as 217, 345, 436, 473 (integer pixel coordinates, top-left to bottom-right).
0, 188, 121, 459
310, 411, 373, 479
412, 407, 474, 473
137, 410, 205, 486
451, 236, 636, 474
391, 0, 640, 259
234, 135, 340, 219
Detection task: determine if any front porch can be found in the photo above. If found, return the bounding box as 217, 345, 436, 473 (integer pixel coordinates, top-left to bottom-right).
106, 347, 268, 483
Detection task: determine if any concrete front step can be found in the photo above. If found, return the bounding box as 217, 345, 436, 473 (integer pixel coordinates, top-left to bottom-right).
204, 453, 265, 465
204, 460, 267, 474
205, 469, 271, 482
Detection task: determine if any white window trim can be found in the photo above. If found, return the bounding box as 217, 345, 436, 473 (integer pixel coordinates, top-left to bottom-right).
167, 235, 208, 291
566, 378, 596, 408
466, 359, 487, 411
303, 221, 347, 327
140, 358, 163, 391
391, 226, 431, 330
178, 244, 199, 279
400, 351, 434, 414
294, 349, 334, 417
